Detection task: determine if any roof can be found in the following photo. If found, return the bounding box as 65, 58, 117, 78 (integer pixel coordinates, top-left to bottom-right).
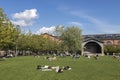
41, 33, 120, 42
83, 34, 120, 40
83, 37, 103, 43
41, 33, 61, 42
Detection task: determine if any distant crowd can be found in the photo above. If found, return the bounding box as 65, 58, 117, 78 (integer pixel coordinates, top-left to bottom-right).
0, 50, 120, 61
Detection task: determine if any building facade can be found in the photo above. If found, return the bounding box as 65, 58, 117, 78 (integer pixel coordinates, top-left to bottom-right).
82, 34, 120, 55
42, 33, 120, 55
82, 37, 104, 56
83, 34, 120, 46
41, 33, 61, 43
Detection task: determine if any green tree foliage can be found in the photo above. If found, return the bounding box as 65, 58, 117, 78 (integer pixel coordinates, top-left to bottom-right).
0, 8, 82, 54
60, 26, 82, 52
104, 45, 120, 54
40, 34, 60, 52
0, 8, 20, 50
54, 25, 64, 36
16, 33, 59, 53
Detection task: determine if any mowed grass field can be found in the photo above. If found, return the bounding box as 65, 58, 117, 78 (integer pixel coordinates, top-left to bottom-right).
0, 56, 120, 80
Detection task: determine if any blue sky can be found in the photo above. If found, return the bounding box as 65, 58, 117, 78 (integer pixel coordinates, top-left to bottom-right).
0, 0, 120, 35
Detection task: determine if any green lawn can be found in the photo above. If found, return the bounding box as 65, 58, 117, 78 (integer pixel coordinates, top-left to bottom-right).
0, 56, 120, 80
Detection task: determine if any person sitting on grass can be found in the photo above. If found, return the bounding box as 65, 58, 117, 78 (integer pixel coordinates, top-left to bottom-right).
113, 53, 120, 61
94, 54, 99, 60
44, 55, 57, 61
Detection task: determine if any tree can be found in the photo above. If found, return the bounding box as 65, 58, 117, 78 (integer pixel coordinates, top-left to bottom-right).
54, 25, 64, 37
0, 8, 20, 50
60, 26, 82, 53
104, 45, 120, 55
104, 45, 117, 55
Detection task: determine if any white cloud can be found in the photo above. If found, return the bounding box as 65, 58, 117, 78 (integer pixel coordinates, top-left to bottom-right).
36, 26, 56, 35
11, 9, 38, 27
13, 9, 37, 20
11, 20, 33, 27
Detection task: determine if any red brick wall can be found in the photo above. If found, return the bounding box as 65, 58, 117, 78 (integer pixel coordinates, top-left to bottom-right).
103, 40, 120, 46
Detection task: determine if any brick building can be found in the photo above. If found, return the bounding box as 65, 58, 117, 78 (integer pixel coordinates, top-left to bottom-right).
83, 34, 120, 46
42, 33, 120, 55
82, 34, 120, 55
41, 33, 61, 43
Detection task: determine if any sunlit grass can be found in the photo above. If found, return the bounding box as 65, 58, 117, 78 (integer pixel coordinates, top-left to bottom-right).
0, 56, 120, 80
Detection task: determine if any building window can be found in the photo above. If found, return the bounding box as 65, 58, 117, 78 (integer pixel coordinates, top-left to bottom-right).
115, 34, 120, 39
105, 34, 113, 39
106, 41, 112, 45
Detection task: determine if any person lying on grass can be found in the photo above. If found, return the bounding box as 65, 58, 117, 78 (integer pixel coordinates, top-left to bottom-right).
36, 65, 71, 73
44, 56, 57, 61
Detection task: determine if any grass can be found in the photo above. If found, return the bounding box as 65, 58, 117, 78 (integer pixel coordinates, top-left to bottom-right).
0, 56, 120, 80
